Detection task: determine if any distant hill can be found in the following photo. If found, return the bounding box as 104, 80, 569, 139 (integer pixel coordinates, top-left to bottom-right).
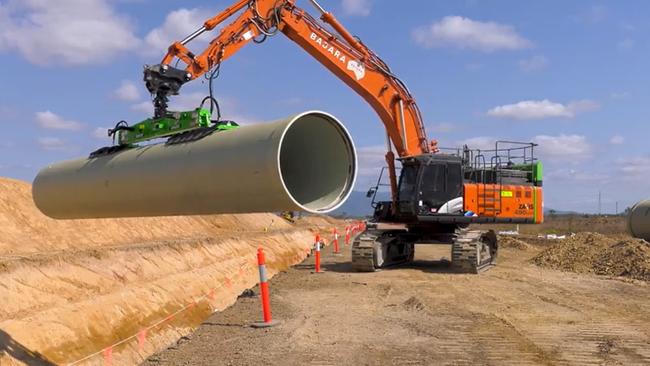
544, 208, 581, 215
331, 190, 390, 218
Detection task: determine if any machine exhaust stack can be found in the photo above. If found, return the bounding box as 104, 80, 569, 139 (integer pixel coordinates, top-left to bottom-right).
33, 111, 357, 219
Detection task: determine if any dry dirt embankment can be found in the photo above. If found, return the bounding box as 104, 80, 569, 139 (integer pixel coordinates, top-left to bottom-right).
0, 178, 335, 365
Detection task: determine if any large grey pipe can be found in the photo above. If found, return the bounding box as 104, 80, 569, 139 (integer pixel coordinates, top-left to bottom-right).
33, 111, 357, 219
627, 200, 650, 241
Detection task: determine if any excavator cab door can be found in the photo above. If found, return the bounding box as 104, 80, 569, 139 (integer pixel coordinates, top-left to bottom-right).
417, 158, 463, 216
395, 155, 463, 220
395, 162, 420, 219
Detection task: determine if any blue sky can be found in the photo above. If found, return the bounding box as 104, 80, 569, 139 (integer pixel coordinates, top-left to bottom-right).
0, 0, 647, 213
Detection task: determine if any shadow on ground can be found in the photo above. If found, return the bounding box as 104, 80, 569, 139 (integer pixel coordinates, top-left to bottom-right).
0, 329, 56, 366
319, 258, 463, 274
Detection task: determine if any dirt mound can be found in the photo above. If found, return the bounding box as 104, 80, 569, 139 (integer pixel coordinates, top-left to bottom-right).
531, 232, 650, 281
498, 236, 532, 250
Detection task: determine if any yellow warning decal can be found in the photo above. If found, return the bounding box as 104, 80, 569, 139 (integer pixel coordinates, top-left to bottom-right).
501, 190, 513, 197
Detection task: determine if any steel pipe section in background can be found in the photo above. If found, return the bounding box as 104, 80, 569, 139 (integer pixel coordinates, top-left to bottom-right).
627, 200, 650, 241
33, 111, 357, 219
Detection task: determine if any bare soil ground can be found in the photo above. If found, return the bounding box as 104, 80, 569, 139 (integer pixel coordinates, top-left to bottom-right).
144, 238, 650, 366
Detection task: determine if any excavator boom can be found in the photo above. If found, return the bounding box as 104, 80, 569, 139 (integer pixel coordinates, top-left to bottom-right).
145, 0, 436, 204
154, 0, 431, 157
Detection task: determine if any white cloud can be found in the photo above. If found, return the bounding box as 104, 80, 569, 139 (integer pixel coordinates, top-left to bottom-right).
37, 137, 68, 151
131, 101, 153, 114
457, 136, 496, 151
0, 163, 33, 170
279, 97, 305, 106
217, 113, 259, 126
532, 134, 592, 162
519, 55, 548, 72
618, 38, 635, 50
131, 92, 259, 125
454, 135, 592, 164
610, 91, 630, 100
619, 156, 650, 177
0, 0, 139, 65
167, 92, 210, 111
452, 134, 597, 166
142, 8, 210, 56
0, 105, 15, 118
93, 127, 109, 139
567, 100, 600, 113
355, 145, 388, 190
430, 122, 455, 133
0, 6, 7, 50
610, 135, 624, 145
465, 63, 483, 71
131, 92, 207, 113
487, 99, 599, 120
620, 22, 635, 32
412, 16, 532, 52
113, 80, 141, 102
35, 111, 84, 130
582, 5, 607, 23
357, 145, 386, 175
342, 0, 371, 16
546, 169, 609, 182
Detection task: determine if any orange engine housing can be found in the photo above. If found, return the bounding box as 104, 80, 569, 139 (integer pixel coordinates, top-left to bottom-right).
463, 183, 543, 224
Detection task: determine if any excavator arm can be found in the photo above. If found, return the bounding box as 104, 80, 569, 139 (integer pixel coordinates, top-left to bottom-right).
145, 0, 436, 205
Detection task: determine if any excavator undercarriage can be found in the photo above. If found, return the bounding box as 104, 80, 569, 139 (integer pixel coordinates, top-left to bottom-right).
351, 224, 497, 273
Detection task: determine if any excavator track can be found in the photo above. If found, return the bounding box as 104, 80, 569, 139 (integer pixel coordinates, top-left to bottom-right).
351, 229, 414, 272
351, 231, 377, 272
451, 229, 498, 273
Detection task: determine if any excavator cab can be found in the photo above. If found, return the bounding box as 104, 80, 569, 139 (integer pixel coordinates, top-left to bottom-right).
397, 154, 463, 219
370, 154, 463, 223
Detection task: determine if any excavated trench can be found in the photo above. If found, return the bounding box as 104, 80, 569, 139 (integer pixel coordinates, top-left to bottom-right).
0, 178, 337, 365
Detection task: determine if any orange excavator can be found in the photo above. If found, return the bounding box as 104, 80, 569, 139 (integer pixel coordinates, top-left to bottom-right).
141, 0, 544, 273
